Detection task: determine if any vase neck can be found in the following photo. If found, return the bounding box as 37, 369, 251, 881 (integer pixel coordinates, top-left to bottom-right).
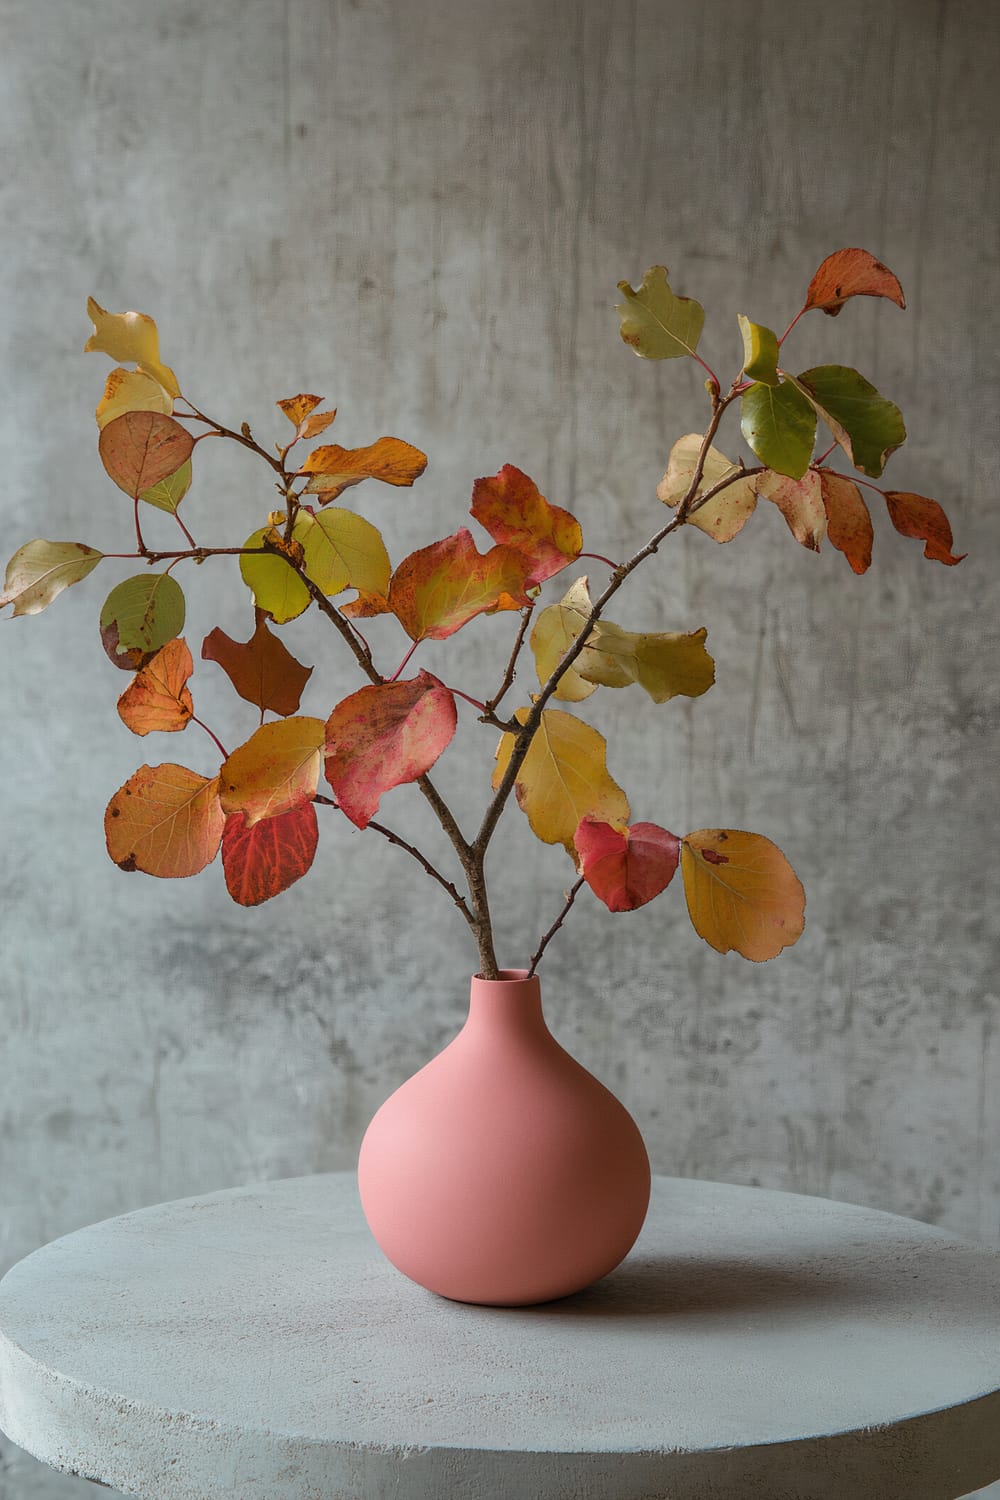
466, 970, 549, 1041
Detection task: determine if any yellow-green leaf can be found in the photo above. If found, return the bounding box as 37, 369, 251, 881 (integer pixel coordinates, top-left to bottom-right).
657, 434, 758, 543
239, 517, 311, 624
737, 314, 779, 386
793, 365, 906, 479
99, 573, 186, 659
85, 298, 180, 398
140, 458, 192, 515
96, 368, 173, 430
741, 380, 817, 480
493, 708, 630, 857
681, 829, 805, 961
299, 507, 390, 598
530, 577, 598, 701
0, 540, 103, 617
579, 620, 715, 704
616, 266, 705, 360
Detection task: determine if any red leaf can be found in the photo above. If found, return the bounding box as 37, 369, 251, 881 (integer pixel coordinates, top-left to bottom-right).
324, 670, 457, 829
883, 491, 966, 566
202, 608, 313, 716
221, 802, 319, 906
98, 411, 194, 498
575, 817, 680, 913
803, 248, 906, 318
388, 528, 532, 642
818, 471, 873, 574
470, 465, 582, 584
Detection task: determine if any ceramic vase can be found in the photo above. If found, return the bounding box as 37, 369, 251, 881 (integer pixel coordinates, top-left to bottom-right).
358, 968, 650, 1306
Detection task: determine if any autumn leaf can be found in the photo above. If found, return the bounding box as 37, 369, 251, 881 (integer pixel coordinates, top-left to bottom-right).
803, 248, 905, 318
202, 609, 313, 716
389, 527, 532, 642
741, 380, 817, 480
98, 411, 194, 499
222, 803, 319, 906
301, 408, 337, 439
100, 573, 186, 663
105, 764, 224, 878
239, 517, 312, 624
341, 588, 394, 619
884, 492, 966, 566
298, 507, 391, 599
792, 366, 905, 479
324, 671, 457, 829
754, 470, 827, 552
299, 437, 428, 501
575, 817, 680, 912
657, 435, 757, 543
737, 315, 779, 386
680, 829, 805, 961
616, 266, 705, 360
85, 298, 180, 398
470, 465, 582, 584
140, 460, 192, 515
819, 471, 873, 574
96, 368, 173, 430
0, 540, 103, 617
276, 394, 324, 427
530, 578, 598, 702
117, 637, 194, 735
218, 716, 325, 827
493, 708, 630, 856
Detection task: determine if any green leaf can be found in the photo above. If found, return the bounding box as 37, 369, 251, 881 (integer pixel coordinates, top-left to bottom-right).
740, 380, 817, 480
140, 458, 192, 514
794, 365, 905, 479
737, 315, 779, 385
100, 573, 185, 659
0, 540, 103, 617
616, 266, 705, 360
239, 520, 311, 624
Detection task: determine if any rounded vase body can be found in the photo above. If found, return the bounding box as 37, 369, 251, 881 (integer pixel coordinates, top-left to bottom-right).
358, 970, 651, 1305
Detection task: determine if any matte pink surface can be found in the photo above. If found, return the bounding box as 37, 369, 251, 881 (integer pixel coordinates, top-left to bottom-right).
358, 970, 651, 1305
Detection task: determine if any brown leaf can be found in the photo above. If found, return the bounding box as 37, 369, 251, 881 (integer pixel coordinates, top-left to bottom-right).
819, 471, 873, 574
117, 637, 194, 735
222, 803, 319, 906
202, 609, 313, 717
299, 437, 428, 501
98, 411, 194, 499
883, 492, 966, 566
803, 248, 905, 318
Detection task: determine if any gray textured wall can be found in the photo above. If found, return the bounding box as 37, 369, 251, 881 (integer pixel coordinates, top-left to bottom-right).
1, 1, 998, 1496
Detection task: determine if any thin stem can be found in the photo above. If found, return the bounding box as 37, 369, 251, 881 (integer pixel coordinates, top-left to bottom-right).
485, 602, 535, 715
527, 876, 586, 977
814, 440, 838, 466
176, 401, 286, 475
173, 511, 197, 548
133, 496, 147, 554
191, 715, 229, 760
692, 351, 721, 390
578, 551, 619, 569
389, 639, 420, 682
777, 305, 808, 346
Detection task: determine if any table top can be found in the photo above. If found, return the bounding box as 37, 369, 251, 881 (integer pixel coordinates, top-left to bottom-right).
1, 1174, 999, 1500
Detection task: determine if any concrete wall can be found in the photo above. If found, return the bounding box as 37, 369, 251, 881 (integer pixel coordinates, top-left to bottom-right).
1, 1, 997, 1495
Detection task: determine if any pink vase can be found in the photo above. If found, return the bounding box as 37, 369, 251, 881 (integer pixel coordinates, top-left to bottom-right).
358, 969, 651, 1305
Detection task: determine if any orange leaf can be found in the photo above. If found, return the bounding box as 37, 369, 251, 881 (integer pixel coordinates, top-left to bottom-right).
324, 671, 457, 829
470, 464, 582, 584
277, 394, 323, 426
884, 491, 966, 566
202, 609, 313, 717
819, 471, 873, 574
301, 408, 337, 439
341, 588, 393, 619
299, 437, 428, 501
389, 528, 532, 642
218, 716, 325, 827
680, 829, 805, 961
98, 411, 194, 499
754, 469, 826, 551
803, 249, 906, 318
222, 803, 319, 906
117, 637, 194, 736
105, 765, 224, 878
803, 248, 905, 318
575, 817, 679, 912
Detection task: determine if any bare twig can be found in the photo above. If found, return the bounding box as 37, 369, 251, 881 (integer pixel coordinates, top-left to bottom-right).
527, 876, 586, 977
485, 602, 535, 715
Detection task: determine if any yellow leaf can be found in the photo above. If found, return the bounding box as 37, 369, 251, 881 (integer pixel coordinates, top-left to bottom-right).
96, 368, 173, 429
277, 394, 323, 427
530, 577, 598, 701
657, 434, 758, 543
84, 298, 180, 398
219, 716, 326, 827
298, 507, 391, 598
299, 437, 427, 501
680, 829, 805, 961
579, 621, 715, 704
493, 708, 629, 856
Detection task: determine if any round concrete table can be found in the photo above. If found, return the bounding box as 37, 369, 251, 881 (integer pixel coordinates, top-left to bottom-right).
1, 1176, 999, 1500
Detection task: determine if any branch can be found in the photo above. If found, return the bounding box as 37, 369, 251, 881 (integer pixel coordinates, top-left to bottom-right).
527, 876, 586, 977
175, 401, 286, 475
485, 602, 535, 715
